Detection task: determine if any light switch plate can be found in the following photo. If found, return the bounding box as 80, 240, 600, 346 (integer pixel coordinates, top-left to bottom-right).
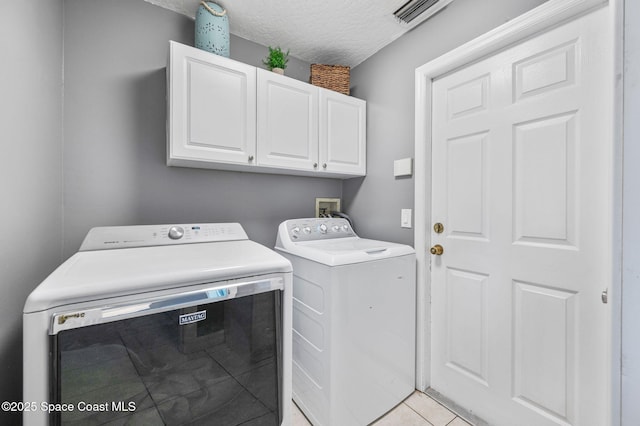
401, 209, 412, 228
394, 158, 413, 177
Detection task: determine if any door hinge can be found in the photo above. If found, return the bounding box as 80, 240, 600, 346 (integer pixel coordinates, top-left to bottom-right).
601, 288, 608, 304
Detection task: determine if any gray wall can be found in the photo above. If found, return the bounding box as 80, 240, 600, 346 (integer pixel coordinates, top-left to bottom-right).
4, 0, 638, 423
0, 1, 64, 422
623, 0, 640, 422
344, 0, 546, 245
63, 0, 339, 258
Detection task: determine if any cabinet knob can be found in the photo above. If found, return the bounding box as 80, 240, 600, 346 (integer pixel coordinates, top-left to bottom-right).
248, 155, 254, 162
313, 163, 318, 168
322, 163, 327, 169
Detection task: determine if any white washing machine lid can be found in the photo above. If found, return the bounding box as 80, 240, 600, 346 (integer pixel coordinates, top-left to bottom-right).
25, 226, 292, 313
276, 237, 415, 266
275, 218, 415, 266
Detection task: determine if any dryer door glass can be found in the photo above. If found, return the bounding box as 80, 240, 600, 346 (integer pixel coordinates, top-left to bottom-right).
51, 286, 282, 425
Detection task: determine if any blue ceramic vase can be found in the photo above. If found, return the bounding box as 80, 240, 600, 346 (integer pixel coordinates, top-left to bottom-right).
195, 2, 230, 57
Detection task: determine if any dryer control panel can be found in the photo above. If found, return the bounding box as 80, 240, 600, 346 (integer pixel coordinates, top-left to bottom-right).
281, 218, 356, 242
79, 223, 248, 251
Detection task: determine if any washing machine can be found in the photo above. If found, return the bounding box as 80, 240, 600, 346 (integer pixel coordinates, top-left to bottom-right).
275, 218, 416, 426
23, 223, 292, 426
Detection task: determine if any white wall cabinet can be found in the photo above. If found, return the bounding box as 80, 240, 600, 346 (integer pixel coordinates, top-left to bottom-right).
257, 69, 319, 171
167, 41, 257, 169
320, 89, 366, 175
167, 41, 366, 178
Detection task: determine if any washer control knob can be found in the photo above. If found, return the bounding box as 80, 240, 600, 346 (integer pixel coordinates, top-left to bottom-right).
292, 226, 300, 235
168, 226, 184, 240
319, 224, 328, 234
342, 224, 349, 232
332, 225, 340, 232
303, 226, 312, 234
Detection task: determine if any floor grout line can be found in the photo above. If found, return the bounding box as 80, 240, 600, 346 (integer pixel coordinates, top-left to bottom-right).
445, 416, 461, 426
403, 401, 436, 426
406, 391, 471, 426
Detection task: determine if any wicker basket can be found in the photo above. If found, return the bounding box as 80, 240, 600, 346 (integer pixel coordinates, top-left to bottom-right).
310, 64, 350, 95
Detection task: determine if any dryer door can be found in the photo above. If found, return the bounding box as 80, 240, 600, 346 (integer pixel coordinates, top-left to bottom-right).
50, 278, 283, 425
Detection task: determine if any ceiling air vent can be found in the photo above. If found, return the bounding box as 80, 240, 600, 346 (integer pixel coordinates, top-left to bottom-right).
394, 0, 443, 24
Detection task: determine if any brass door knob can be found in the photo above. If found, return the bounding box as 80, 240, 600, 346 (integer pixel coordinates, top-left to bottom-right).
430, 244, 444, 255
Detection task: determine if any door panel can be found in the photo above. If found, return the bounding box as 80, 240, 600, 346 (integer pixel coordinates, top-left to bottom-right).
447, 74, 490, 120
430, 7, 610, 426
513, 40, 577, 102
445, 267, 489, 386
446, 132, 489, 239
513, 112, 577, 247
512, 281, 576, 420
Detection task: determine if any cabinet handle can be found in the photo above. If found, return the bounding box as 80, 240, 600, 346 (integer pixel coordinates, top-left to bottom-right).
322, 163, 327, 169
248, 155, 254, 162
313, 163, 318, 168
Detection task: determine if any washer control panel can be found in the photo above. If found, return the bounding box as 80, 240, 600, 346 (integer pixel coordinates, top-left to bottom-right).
284, 218, 355, 242
79, 223, 248, 251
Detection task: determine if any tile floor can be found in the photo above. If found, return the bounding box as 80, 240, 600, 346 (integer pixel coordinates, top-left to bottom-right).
292, 391, 472, 426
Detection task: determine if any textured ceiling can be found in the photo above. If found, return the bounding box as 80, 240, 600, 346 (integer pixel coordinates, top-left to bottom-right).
144, 0, 452, 67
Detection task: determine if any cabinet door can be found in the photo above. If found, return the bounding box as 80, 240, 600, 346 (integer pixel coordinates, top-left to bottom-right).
257, 69, 319, 171
168, 41, 256, 167
319, 90, 366, 176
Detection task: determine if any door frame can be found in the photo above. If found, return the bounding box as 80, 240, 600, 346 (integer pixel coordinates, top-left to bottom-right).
413, 0, 623, 423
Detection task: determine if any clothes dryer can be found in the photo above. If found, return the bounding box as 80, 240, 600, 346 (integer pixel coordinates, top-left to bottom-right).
24, 223, 292, 426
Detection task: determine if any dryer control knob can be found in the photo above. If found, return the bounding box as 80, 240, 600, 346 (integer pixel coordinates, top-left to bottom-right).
303, 226, 311, 234
292, 226, 300, 235
168, 226, 184, 240
319, 224, 328, 234
342, 224, 349, 231
332, 225, 340, 232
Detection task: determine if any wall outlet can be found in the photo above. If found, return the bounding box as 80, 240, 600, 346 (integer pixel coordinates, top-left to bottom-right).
316, 198, 341, 217
401, 209, 412, 228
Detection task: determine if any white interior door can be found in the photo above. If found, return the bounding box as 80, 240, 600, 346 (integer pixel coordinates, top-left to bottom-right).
430, 6, 611, 426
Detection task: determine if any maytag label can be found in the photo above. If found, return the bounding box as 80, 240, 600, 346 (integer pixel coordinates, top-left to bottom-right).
179, 310, 207, 326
